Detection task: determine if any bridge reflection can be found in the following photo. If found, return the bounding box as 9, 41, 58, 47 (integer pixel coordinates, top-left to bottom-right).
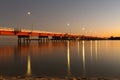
0, 42, 67, 62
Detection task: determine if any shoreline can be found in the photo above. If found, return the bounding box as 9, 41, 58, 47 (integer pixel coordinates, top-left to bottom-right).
0, 75, 120, 80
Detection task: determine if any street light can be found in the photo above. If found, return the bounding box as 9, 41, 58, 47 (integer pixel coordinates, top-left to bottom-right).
82, 27, 85, 40
82, 27, 85, 31
67, 23, 70, 26
27, 12, 31, 15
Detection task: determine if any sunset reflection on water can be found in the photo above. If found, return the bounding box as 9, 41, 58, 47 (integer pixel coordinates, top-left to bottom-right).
0, 40, 120, 78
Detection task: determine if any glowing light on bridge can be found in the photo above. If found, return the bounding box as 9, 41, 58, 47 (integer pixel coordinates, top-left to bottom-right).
27, 12, 31, 15
67, 23, 70, 26
82, 27, 85, 31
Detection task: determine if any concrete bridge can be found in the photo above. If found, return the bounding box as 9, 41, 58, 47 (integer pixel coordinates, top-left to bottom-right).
0, 27, 102, 43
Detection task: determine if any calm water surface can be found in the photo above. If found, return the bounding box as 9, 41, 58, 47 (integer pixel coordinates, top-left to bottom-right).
0, 40, 120, 78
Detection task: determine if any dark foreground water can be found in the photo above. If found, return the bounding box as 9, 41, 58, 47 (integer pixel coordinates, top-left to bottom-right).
0, 40, 120, 78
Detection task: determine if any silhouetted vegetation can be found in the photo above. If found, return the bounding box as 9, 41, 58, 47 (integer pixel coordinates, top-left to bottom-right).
108, 36, 120, 40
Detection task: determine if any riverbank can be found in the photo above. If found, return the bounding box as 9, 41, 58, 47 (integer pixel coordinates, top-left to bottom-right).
0, 76, 120, 80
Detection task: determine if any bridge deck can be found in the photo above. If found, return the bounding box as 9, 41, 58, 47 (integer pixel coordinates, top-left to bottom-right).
0, 27, 103, 40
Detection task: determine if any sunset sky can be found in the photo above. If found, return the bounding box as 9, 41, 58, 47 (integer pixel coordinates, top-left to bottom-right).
0, 0, 120, 37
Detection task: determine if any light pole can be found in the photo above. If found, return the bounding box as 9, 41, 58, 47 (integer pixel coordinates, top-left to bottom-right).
67, 23, 71, 40
67, 23, 71, 34
82, 27, 85, 34
27, 12, 33, 32
82, 27, 85, 40
27, 11, 33, 43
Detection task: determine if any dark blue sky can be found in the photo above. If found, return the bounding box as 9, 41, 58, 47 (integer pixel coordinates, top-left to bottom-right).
0, 0, 120, 37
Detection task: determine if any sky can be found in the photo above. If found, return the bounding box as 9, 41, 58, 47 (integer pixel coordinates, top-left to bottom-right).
0, 0, 120, 37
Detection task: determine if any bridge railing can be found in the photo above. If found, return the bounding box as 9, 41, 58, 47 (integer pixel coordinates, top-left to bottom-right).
0, 27, 14, 31
20, 29, 32, 32
0, 27, 65, 34
0, 27, 81, 37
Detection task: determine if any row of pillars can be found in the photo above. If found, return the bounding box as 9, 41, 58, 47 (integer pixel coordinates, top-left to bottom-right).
18, 36, 50, 44
18, 36, 30, 44
17, 36, 91, 44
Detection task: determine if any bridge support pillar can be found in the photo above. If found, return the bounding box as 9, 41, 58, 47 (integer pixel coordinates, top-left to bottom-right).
52, 36, 62, 41
18, 36, 30, 44
38, 36, 49, 43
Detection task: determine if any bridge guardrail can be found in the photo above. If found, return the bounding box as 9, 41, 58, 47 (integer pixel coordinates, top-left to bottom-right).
0, 27, 14, 31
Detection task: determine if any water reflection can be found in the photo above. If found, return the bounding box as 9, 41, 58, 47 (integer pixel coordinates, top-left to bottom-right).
77, 41, 80, 56
95, 40, 98, 61
90, 40, 93, 61
1, 41, 120, 78
27, 55, 31, 76
67, 41, 71, 78
82, 40, 86, 75
26, 43, 32, 76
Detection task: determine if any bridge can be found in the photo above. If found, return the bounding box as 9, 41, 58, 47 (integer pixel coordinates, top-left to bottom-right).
0, 27, 102, 43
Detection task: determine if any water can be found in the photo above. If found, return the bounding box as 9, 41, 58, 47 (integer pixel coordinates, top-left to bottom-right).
0, 40, 120, 78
